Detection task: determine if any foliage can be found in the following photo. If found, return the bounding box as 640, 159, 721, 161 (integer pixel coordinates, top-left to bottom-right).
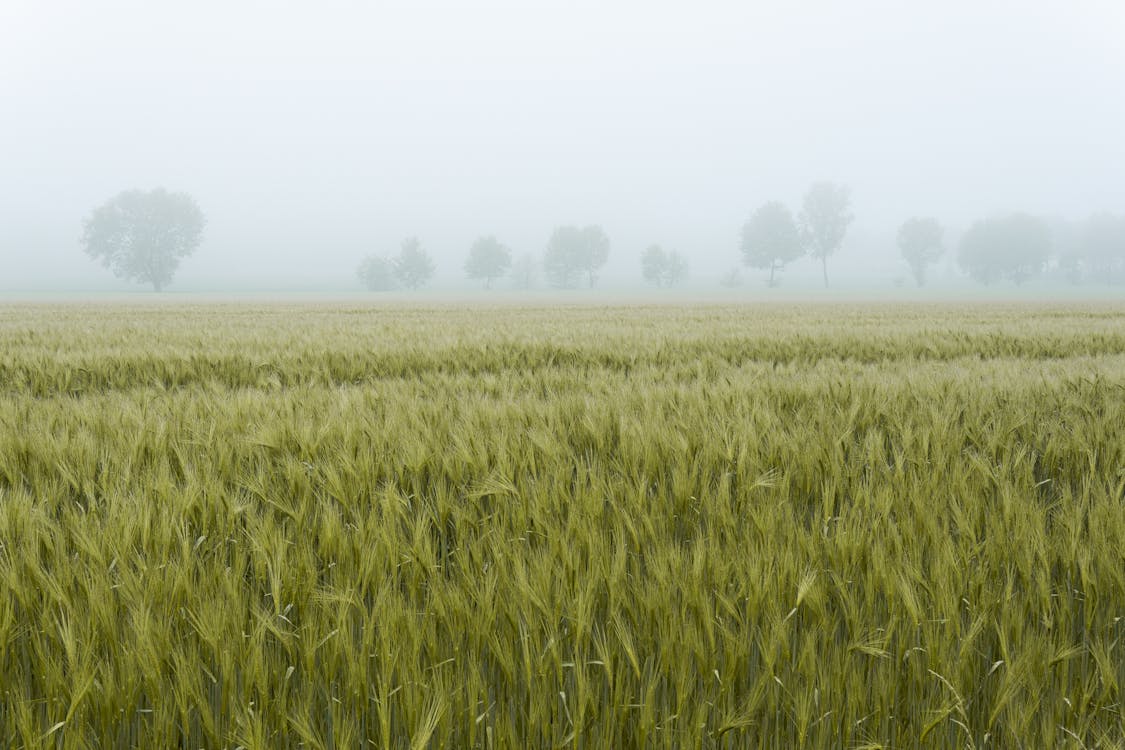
543, 225, 610, 288
392, 237, 435, 289
1080, 212, 1125, 284
719, 267, 743, 288
356, 254, 396, 291
741, 201, 803, 286
510, 252, 538, 290
464, 236, 512, 289
0, 302, 1123, 747
958, 213, 1052, 285
897, 217, 944, 287
640, 245, 688, 287
799, 182, 853, 288
81, 188, 205, 291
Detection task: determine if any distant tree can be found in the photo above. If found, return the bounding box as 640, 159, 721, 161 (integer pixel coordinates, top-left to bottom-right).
957, 213, 1051, 285
741, 201, 803, 287
464, 236, 512, 289
81, 188, 204, 291
897, 217, 944, 287
511, 252, 538, 290
719, 267, 743, 288
357, 255, 396, 291
392, 237, 435, 289
544, 225, 610, 288
641, 246, 666, 286
1081, 212, 1125, 284
799, 182, 853, 288
1048, 218, 1085, 284
640, 245, 688, 287
669, 252, 689, 285
1056, 249, 1085, 285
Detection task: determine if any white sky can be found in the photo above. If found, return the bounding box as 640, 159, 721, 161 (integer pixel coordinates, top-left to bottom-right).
2, 0, 1125, 289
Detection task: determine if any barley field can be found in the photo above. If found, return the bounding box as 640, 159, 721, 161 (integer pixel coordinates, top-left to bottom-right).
0, 301, 1123, 749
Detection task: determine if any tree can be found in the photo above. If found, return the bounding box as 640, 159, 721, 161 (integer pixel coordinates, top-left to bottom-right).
640, 245, 688, 287
1049, 218, 1085, 284
897, 217, 944, 287
719, 267, 743, 288
543, 225, 610, 288
511, 252, 538, 290
741, 201, 803, 287
81, 188, 204, 291
357, 255, 396, 291
957, 213, 1051, 285
464, 236, 512, 289
799, 182, 853, 288
641, 245, 665, 286
1081, 212, 1125, 284
392, 237, 435, 289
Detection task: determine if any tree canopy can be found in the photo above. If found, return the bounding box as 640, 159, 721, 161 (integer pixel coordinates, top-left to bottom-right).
544, 225, 610, 288
799, 182, 853, 288
464, 236, 512, 289
392, 237, 436, 289
640, 245, 688, 287
741, 201, 803, 287
81, 188, 205, 291
957, 213, 1051, 285
897, 217, 944, 287
510, 253, 538, 290
357, 255, 396, 291
1080, 212, 1125, 284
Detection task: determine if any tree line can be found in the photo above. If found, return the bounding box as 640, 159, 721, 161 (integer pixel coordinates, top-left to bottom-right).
79, 186, 1125, 291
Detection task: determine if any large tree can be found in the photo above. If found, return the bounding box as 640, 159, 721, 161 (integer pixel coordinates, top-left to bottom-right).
957, 213, 1051, 285
464, 236, 512, 289
81, 188, 204, 291
543, 225, 610, 288
392, 237, 436, 289
640, 245, 688, 287
741, 201, 803, 287
799, 182, 853, 288
897, 217, 944, 287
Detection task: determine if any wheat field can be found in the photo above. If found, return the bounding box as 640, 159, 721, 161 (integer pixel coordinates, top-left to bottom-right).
0, 301, 1122, 748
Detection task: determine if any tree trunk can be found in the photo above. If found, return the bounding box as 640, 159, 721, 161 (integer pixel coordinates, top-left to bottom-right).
822, 255, 829, 288
769, 262, 777, 287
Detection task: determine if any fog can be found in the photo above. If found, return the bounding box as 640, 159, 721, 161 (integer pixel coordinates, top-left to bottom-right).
2, 0, 1124, 293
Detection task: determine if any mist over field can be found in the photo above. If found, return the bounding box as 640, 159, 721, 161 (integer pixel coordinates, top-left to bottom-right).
2, 0, 1124, 293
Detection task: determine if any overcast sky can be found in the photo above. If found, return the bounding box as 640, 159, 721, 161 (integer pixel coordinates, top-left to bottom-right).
2, 0, 1124, 290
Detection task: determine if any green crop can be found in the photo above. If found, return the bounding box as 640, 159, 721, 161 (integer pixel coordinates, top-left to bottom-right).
0, 301, 1122, 748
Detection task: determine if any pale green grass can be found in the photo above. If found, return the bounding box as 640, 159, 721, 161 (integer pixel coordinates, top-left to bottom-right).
0, 302, 1122, 748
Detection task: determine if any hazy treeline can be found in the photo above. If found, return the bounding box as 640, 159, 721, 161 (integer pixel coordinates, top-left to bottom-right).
74, 183, 1125, 294
5, 2, 1124, 295
359, 197, 1125, 291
